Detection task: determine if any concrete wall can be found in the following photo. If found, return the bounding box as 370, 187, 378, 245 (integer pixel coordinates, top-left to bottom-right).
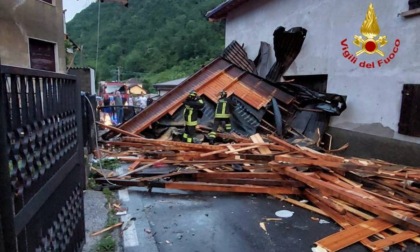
0, 0, 66, 73
68, 68, 95, 94
225, 0, 420, 145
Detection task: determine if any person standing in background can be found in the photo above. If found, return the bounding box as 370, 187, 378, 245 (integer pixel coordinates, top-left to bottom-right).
139, 93, 147, 110
114, 91, 124, 124
147, 95, 154, 106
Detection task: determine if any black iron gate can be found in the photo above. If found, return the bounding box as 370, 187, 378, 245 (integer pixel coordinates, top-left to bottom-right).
0, 65, 85, 251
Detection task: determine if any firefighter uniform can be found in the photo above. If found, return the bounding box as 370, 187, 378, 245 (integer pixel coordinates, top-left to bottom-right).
209, 91, 232, 144
183, 91, 204, 143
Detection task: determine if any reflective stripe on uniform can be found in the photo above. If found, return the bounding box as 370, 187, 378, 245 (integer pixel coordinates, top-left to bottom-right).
215, 99, 230, 119
208, 131, 216, 139
186, 120, 197, 126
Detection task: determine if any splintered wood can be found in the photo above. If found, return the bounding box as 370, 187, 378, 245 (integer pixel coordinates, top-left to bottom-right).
96, 132, 420, 251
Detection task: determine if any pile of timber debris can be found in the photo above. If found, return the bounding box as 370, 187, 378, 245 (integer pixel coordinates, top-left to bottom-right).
94, 128, 420, 252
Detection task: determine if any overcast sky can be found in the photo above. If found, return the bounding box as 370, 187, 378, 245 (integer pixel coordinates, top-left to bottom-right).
63, 0, 95, 22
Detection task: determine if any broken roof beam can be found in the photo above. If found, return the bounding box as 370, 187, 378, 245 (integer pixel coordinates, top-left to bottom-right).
156, 181, 302, 195
110, 58, 296, 136
122, 136, 226, 151
117, 59, 234, 135
284, 167, 420, 233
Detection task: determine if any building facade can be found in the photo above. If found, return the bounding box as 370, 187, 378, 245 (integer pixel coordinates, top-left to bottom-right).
207, 0, 420, 165
0, 0, 66, 73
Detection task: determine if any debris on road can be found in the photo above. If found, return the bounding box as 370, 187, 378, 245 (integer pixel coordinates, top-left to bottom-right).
93, 131, 419, 251
91, 42, 419, 251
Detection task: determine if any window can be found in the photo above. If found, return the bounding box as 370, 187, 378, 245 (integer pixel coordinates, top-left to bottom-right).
398, 84, 420, 137
409, 0, 420, 10
400, 0, 420, 18
29, 39, 56, 72
40, 0, 53, 4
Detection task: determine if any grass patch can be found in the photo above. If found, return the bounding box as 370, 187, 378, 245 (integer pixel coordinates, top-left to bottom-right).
93, 188, 121, 252
95, 235, 116, 252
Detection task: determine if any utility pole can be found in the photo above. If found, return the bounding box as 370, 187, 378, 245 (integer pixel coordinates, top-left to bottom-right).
80, 45, 84, 66
117, 66, 122, 81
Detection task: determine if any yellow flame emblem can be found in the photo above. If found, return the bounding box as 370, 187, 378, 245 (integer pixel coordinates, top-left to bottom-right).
353, 3, 387, 56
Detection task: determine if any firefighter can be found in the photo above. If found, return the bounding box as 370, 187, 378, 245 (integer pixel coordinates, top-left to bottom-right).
183, 90, 204, 143
208, 91, 232, 144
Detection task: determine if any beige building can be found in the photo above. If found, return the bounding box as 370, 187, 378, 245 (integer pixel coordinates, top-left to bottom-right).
0, 0, 66, 73
206, 0, 420, 165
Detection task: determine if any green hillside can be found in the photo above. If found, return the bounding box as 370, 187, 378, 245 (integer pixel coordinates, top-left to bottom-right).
67, 0, 225, 91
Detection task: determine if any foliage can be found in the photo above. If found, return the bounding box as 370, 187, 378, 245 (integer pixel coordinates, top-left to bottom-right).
95, 235, 116, 252
92, 158, 121, 170
102, 187, 114, 203
67, 0, 225, 91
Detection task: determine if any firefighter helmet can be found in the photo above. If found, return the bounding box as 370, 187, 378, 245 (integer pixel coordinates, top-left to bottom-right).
189, 90, 197, 98
220, 91, 227, 98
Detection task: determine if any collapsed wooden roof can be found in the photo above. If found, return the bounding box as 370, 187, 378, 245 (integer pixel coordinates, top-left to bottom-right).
116, 57, 296, 135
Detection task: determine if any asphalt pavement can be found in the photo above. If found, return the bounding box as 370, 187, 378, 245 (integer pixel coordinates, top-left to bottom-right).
117, 187, 413, 252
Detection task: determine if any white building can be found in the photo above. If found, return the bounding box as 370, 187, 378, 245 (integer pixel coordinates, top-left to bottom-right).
207, 0, 420, 165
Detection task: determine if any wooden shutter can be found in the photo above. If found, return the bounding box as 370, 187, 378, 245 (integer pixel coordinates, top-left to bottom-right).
398, 84, 420, 137
29, 39, 56, 72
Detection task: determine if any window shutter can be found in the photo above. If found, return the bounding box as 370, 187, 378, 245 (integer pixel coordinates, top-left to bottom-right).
398, 84, 420, 137
29, 39, 56, 72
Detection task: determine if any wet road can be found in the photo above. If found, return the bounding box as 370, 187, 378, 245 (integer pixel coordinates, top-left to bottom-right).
117, 187, 417, 252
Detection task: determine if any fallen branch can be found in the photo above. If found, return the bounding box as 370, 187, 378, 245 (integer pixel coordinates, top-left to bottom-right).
91, 222, 123, 237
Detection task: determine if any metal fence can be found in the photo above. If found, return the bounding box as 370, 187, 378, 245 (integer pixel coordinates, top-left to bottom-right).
0, 65, 85, 251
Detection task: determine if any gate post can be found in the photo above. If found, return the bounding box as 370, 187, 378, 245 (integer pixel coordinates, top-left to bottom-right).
0, 65, 17, 251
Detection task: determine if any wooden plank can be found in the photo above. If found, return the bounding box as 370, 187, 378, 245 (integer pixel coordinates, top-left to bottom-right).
363, 189, 420, 212
298, 146, 345, 163
308, 194, 391, 252
284, 167, 420, 233
268, 134, 317, 157
250, 134, 272, 155
117, 158, 167, 178
128, 159, 142, 171
227, 145, 242, 160
195, 172, 283, 179
195, 178, 304, 187
332, 199, 420, 245
271, 194, 328, 217
317, 172, 355, 190
275, 155, 344, 169
334, 173, 363, 188
305, 189, 347, 215
123, 136, 225, 151
107, 141, 192, 151
369, 231, 419, 250
97, 122, 142, 138
163, 181, 301, 194
199, 148, 229, 157
316, 218, 393, 251
225, 145, 261, 154
304, 191, 352, 228
194, 164, 215, 173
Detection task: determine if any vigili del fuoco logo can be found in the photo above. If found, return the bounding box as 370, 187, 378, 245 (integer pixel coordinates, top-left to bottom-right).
341, 3, 400, 68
